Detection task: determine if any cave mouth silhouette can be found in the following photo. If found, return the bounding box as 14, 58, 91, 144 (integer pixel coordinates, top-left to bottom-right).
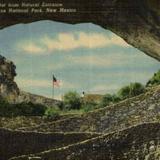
0, 0, 160, 61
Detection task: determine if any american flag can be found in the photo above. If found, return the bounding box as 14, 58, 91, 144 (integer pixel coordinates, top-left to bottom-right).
53, 75, 60, 87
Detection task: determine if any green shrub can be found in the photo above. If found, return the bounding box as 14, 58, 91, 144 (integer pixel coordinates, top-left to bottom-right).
82, 101, 97, 112
129, 82, 145, 96
57, 101, 64, 110
32, 103, 47, 115
99, 94, 121, 108
118, 85, 130, 99
146, 70, 160, 87
63, 91, 82, 110
0, 96, 11, 116
13, 102, 47, 116
100, 94, 113, 107
111, 94, 121, 103
0, 100, 47, 117
0, 96, 8, 106
44, 107, 60, 118
118, 82, 145, 100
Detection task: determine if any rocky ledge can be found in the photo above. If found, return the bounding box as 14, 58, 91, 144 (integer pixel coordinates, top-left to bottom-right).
9, 123, 160, 160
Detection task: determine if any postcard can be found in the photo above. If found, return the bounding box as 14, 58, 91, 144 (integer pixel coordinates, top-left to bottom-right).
0, 1, 160, 160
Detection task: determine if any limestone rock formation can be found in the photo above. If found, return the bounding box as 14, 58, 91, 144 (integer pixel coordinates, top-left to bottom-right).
0, 0, 160, 61
0, 55, 60, 106
0, 55, 19, 102
17, 91, 61, 107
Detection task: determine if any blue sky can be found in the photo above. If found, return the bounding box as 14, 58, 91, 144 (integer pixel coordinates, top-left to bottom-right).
0, 20, 159, 99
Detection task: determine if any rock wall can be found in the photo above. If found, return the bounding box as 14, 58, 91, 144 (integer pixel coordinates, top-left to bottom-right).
0, 116, 57, 130
11, 123, 160, 160
0, 128, 99, 160
0, 55, 19, 103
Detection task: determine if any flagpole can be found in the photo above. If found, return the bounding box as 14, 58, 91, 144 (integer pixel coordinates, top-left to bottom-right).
52, 75, 54, 99
52, 82, 54, 99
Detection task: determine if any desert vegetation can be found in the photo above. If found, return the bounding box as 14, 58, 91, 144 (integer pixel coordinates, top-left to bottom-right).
146, 70, 160, 87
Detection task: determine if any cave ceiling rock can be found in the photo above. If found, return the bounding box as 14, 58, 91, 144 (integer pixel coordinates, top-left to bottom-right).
0, 0, 160, 61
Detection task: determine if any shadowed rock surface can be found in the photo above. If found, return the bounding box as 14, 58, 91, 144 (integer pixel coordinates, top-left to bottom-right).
0, 128, 100, 160
0, 0, 160, 61
10, 123, 160, 160
0, 115, 77, 130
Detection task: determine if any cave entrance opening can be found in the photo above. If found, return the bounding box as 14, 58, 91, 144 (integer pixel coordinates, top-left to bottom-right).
0, 20, 159, 100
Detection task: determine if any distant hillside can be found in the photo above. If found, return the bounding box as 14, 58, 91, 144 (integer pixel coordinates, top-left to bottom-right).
83, 94, 103, 103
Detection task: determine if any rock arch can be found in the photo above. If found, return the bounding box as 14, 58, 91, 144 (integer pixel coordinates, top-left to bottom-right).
0, 0, 160, 61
